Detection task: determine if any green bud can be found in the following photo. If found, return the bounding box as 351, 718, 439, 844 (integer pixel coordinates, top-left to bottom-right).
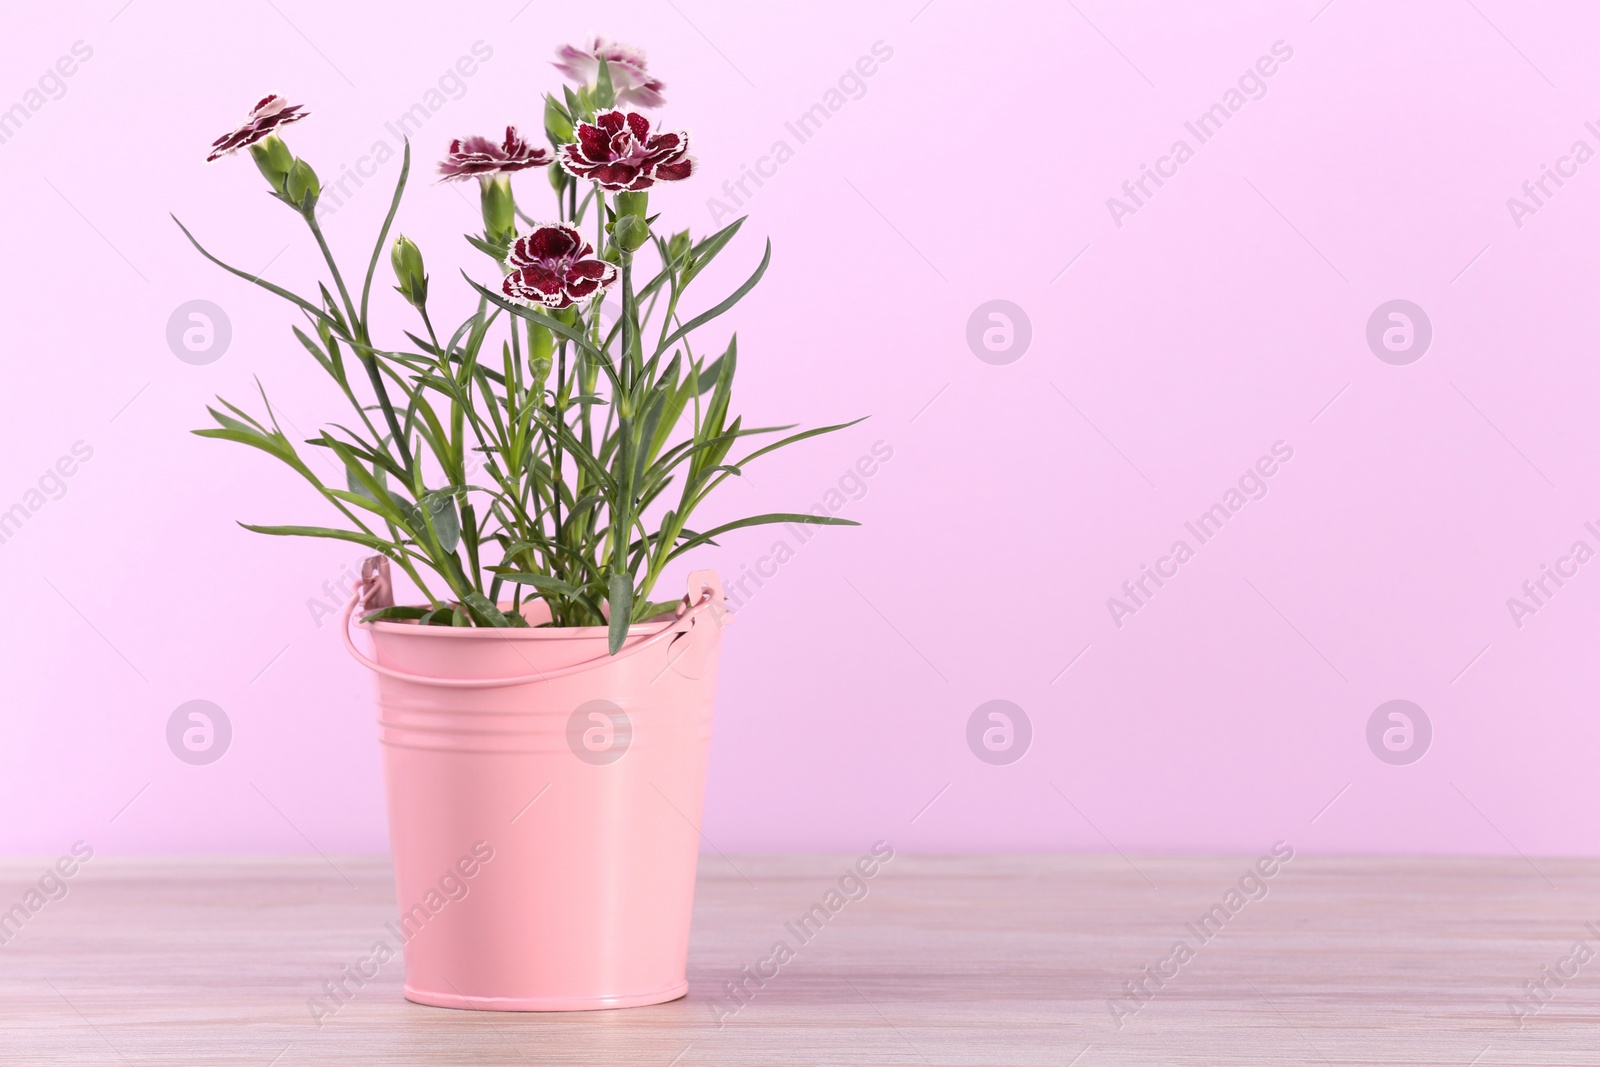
390, 235, 428, 309
599, 242, 622, 266
616, 190, 649, 220
529, 321, 554, 361
530, 354, 552, 389
249, 135, 295, 194
285, 157, 320, 212
548, 162, 568, 195
480, 175, 516, 246
613, 213, 651, 253
529, 322, 553, 387
544, 94, 575, 146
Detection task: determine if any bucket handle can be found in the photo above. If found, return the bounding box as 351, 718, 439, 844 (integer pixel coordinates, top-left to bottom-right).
339, 559, 727, 689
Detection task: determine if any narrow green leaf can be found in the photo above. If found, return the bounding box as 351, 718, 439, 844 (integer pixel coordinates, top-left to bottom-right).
344, 455, 388, 506
238, 524, 399, 554
494, 571, 584, 598
635, 216, 746, 304
667, 513, 859, 562
464, 233, 509, 261
291, 326, 335, 376
361, 605, 430, 623
406, 490, 461, 554
696, 353, 726, 395
361, 140, 411, 327
735, 416, 870, 468
594, 56, 616, 108
679, 216, 746, 288
607, 573, 632, 654
171, 215, 332, 326
461, 273, 618, 382
494, 570, 608, 621
656, 240, 771, 357
193, 427, 292, 463
461, 590, 512, 628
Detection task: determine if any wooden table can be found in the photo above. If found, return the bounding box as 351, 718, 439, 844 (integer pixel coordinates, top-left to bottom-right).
1, 854, 1596, 1064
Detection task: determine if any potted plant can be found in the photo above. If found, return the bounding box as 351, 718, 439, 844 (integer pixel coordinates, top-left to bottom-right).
178, 38, 861, 1011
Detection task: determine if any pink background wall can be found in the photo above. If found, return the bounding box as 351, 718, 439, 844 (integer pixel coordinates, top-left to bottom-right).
3, 0, 1597, 857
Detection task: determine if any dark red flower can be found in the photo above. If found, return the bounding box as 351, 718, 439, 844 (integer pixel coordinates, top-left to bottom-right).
553, 37, 667, 109
557, 110, 694, 192
501, 223, 618, 309
438, 127, 550, 181
206, 95, 309, 163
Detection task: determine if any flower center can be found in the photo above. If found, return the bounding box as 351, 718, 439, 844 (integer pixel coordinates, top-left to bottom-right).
613, 134, 653, 166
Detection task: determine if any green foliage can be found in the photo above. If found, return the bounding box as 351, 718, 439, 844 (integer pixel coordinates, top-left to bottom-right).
179, 118, 861, 652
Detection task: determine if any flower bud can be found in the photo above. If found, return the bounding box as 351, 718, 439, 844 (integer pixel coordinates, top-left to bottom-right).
480, 174, 516, 246
544, 94, 574, 146
249, 134, 294, 195
616, 190, 648, 220
529, 320, 555, 360
529, 323, 553, 387
390, 235, 428, 309
285, 157, 320, 212
530, 353, 552, 389
612, 213, 650, 253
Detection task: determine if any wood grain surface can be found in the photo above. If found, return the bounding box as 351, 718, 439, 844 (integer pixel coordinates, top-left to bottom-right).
0, 853, 1596, 1064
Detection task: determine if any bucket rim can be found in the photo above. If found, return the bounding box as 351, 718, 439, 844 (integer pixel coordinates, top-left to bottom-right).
361, 604, 682, 641
344, 568, 728, 688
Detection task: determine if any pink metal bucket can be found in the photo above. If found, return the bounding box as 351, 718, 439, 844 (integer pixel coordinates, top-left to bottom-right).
340, 564, 729, 1011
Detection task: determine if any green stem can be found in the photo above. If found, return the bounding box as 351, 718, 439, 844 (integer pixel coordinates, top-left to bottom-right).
306, 212, 414, 477
611, 247, 636, 609
551, 341, 566, 567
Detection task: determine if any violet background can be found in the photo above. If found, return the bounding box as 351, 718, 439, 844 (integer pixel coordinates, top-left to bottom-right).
2, 0, 1596, 857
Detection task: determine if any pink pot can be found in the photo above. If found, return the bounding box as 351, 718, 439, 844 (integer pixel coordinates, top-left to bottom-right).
341, 565, 729, 1011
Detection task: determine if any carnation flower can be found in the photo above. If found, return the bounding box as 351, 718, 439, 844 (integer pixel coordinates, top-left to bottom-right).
553, 37, 666, 108
557, 110, 694, 192
501, 223, 618, 309
206, 95, 310, 163
438, 127, 551, 181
